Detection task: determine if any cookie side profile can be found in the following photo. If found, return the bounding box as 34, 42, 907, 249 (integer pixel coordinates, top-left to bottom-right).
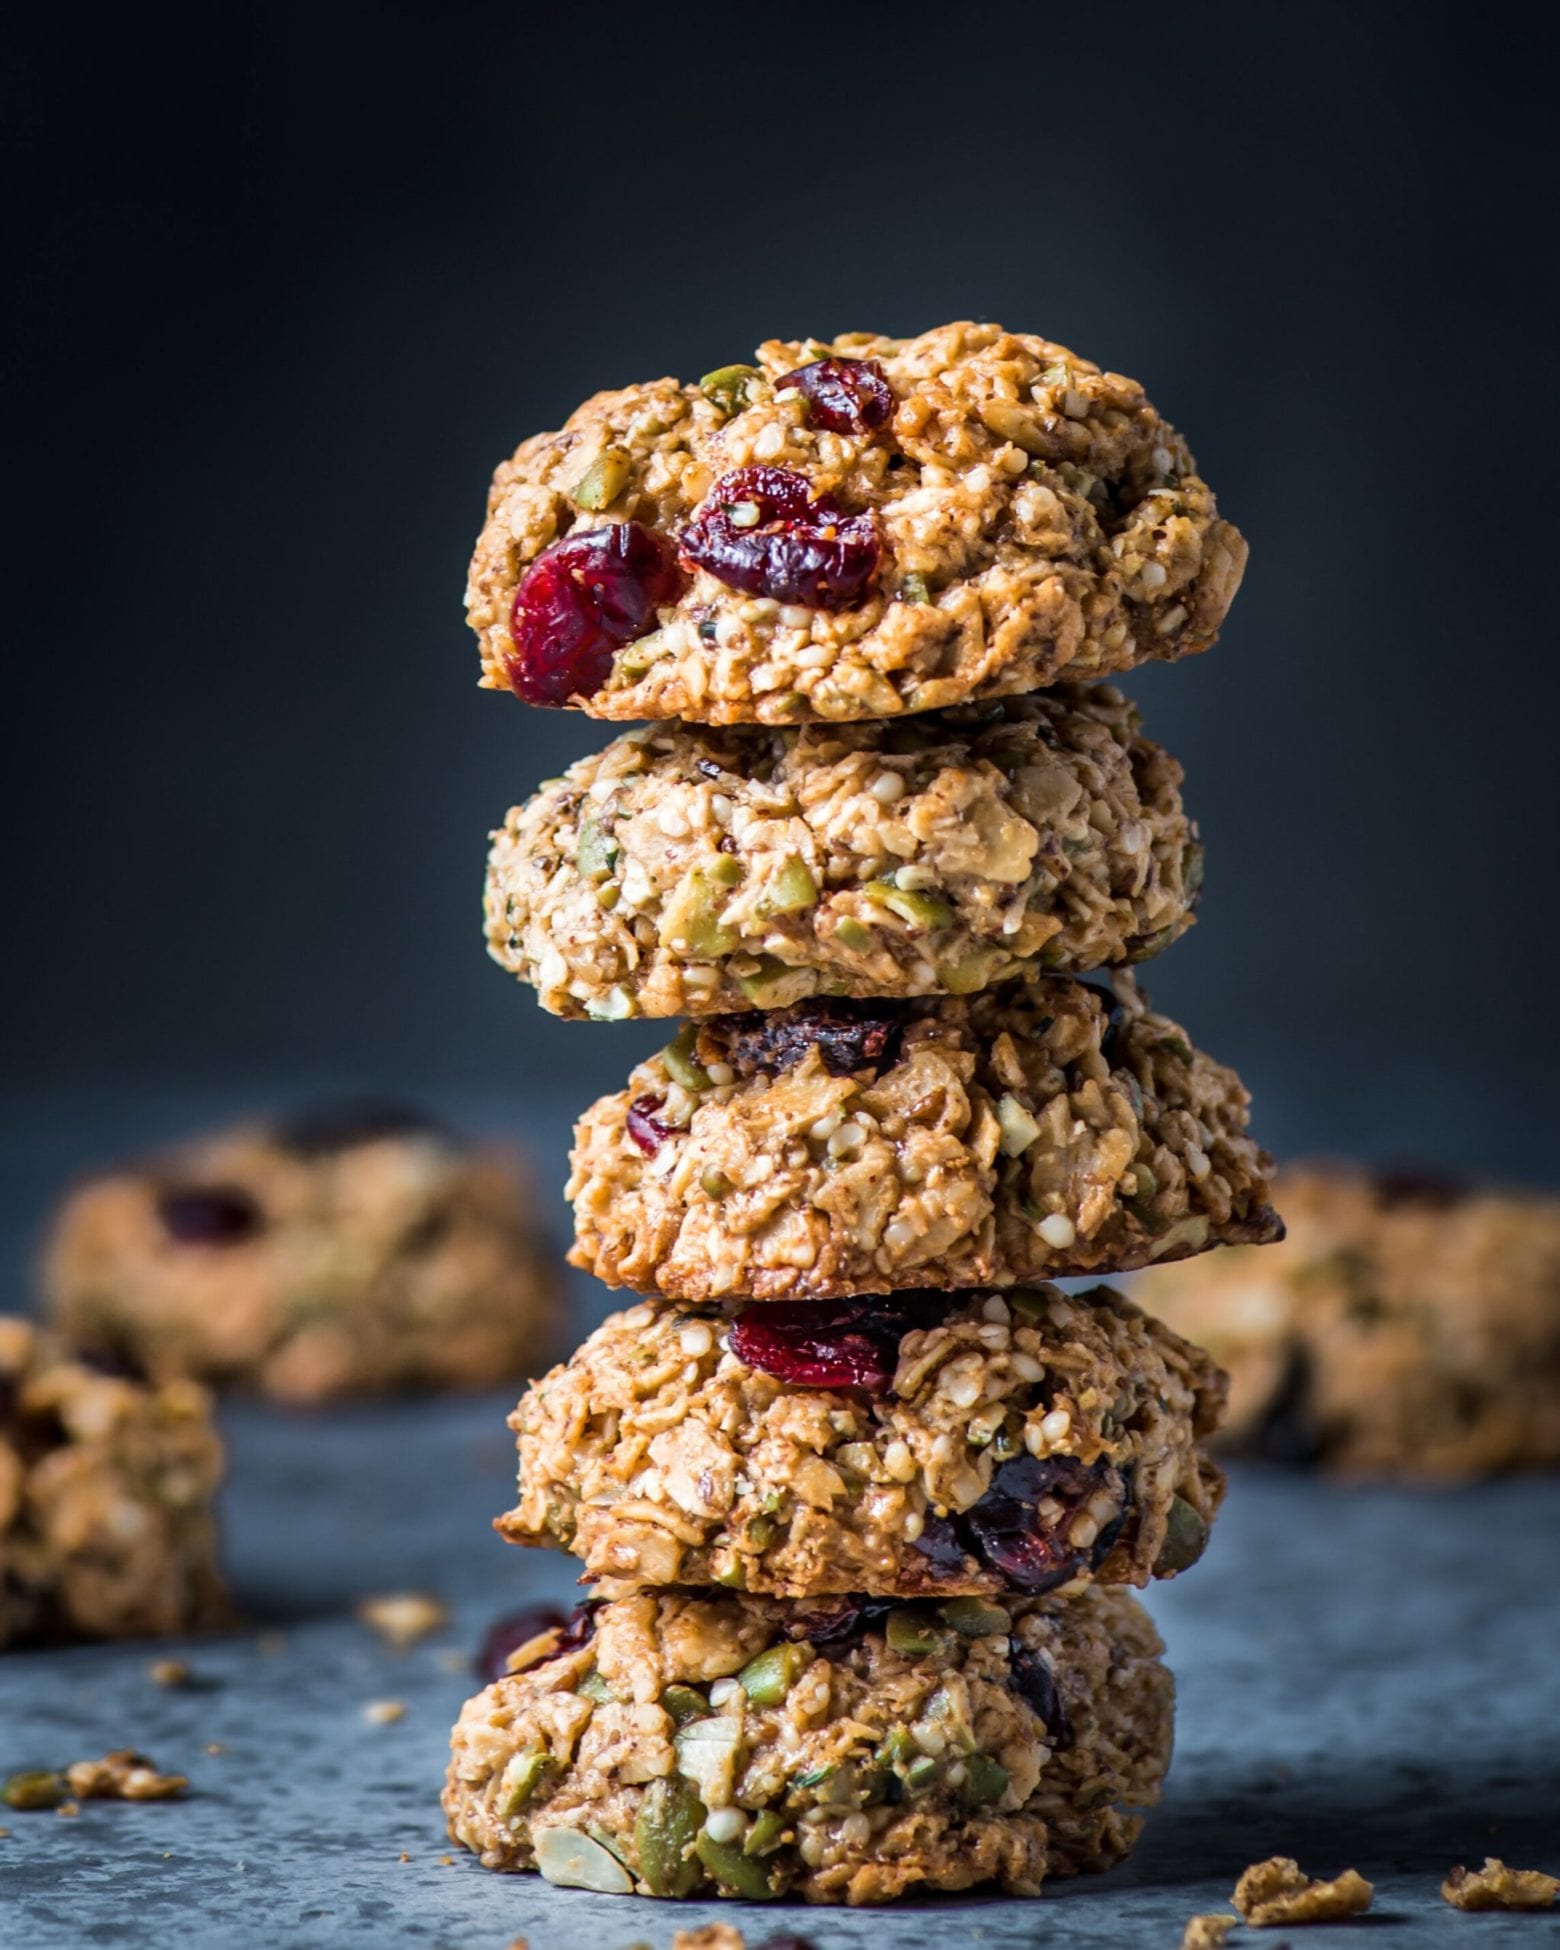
468, 322, 1247, 724
0, 1317, 227, 1648
43, 1107, 563, 1403
1130, 1163, 1560, 1475
487, 689, 1199, 1020
502, 1284, 1225, 1599
567, 975, 1280, 1302
443, 1585, 1171, 1905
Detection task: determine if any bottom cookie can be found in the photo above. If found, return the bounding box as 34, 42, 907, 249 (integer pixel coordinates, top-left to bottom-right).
443, 1585, 1171, 1906
1, 1317, 227, 1647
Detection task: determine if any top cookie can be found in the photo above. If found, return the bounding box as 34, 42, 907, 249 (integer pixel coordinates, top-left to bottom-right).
468, 322, 1248, 724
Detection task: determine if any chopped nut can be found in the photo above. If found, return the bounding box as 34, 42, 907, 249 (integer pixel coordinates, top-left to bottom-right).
1181, 1916, 1238, 1949
1441, 1858, 1558, 1911
362, 1699, 406, 1725
148, 1659, 191, 1688
1233, 1855, 1373, 1925
355, 1591, 449, 1649
65, 1752, 188, 1802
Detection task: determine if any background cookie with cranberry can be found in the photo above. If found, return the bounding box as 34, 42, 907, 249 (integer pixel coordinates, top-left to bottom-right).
502, 1282, 1225, 1600
1131, 1162, 1560, 1475
0, 1316, 226, 1647
567, 974, 1280, 1303
43, 1104, 562, 1403
468, 321, 1247, 724
487, 687, 1199, 1020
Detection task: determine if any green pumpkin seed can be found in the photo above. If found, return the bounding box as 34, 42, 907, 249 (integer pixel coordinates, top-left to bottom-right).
574, 812, 619, 882
661, 1684, 712, 1728
737, 1640, 808, 1707
661, 1024, 711, 1092
694, 1829, 777, 1899
762, 855, 818, 915
743, 1808, 787, 1857
833, 916, 873, 953
1152, 1494, 1209, 1575
570, 446, 632, 512
634, 1774, 704, 1896
958, 1752, 1010, 1809
864, 880, 954, 932
3, 1770, 66, 1811
938, 1596, 1012, 1638
885, 1608, 952, 1658
699, 364, 762, 416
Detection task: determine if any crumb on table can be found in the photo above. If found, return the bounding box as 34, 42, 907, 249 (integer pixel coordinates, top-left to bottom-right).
355, 1591, 449, 1648
1182, 1913, 1239, 1948
1233, 1854, 1373, 1925
1442, 1858, 1559, 1911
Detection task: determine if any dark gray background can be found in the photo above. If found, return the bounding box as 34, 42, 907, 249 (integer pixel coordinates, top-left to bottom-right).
6, 2, 1559, 1187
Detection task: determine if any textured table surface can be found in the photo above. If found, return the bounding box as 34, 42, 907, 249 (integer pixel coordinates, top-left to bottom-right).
2, 1394, 1557, 1950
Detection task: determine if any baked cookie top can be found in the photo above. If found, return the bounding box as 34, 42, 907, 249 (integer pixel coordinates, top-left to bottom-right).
487, 688, 1198, 1019
468, 322, 1247, 724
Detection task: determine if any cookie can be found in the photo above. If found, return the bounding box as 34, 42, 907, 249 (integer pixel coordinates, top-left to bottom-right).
487, 688, 1199, 1021
1130, 1163, 1560, 1476
442, 1584, 1172, 1905
501, 1283, 1225, 1600
567, 974, 1280, 1302
0, 1317, 226, 1648
467, 321, 1247, 724
43, 1103, 562, 1404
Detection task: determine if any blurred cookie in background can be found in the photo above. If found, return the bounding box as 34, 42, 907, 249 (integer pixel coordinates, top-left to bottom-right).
41, 1103, 564, 1404
1130, 1162, 1560, 1477
0, 1315, 227, 1647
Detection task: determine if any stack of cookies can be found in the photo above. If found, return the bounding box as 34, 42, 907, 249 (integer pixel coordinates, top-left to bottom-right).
442, 323, 1281, 1907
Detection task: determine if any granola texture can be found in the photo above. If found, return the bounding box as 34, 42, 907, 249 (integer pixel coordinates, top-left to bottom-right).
501, 1284, 1226, 1600
468, 321, 1247, 723
0, 1317, 226, 1648
568, 974, 1280, 1302
487, 689, 1199, 1020
1132, 1163, 1560, 1475
1441, 1859, 1558, 1911
1232, 1855, 1373, 1925
443, 1585, 1172, 1906
43, 1107, 562, 1404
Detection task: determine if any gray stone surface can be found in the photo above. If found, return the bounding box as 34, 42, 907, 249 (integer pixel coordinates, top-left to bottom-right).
3, 1402, 1557, 1950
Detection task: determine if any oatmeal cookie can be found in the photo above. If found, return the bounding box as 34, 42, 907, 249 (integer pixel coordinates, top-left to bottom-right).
567, 974, 1280, 1303
1131, 1163, 1560, 1475
0, 1317, 226, 1648
487, 688, 1199, 1020
501, 1283, 1225, 1600
443, 1585, 1172, 1905
43, 1103, 562, 1403
467, 321, 1247, 724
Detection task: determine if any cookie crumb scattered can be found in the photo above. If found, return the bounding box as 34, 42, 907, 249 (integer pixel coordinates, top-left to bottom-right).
397, 1851, 411, 1863
1234, 1855, 1373, 1925
0, 1827, 10, 1839
148, 1659, 191, 1688
255, 1631, 287, 1656
1442, 1858, 1559, 1911
356, 1591, 449, 1649
1182, 1914, 1239, 1948
3, 1771, 67, 1811
362, 1699, 406, 1725
55, 1800, 81, 1818
438, 1853, 454, 1867
436, 1647, 470, 1673
204, 1743, 225, 1756
66, 1751, 188, 1802
672, 1929, 747, 1950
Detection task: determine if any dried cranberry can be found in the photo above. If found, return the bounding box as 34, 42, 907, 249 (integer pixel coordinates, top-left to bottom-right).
1008, 1645, 1072, 1747
157, 1184, 263, 1246
731, 1299, 896, 1393
910, 1511, 976, 1582
962, 1455, 1124, 1595
775, 357, 894, 434
1372, 1164, 1469, 1210
505, 522, 682, 706
626, 1094, 678, 1156
0, 1373, 15, 1424
678, 467, 880, 609
474, 1600, 598, 1684
702, 998, 903, 1082
784, 1596, 896, 1648
272, 1100, 451, 1158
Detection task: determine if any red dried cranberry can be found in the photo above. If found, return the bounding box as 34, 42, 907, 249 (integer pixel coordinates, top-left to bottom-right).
731, 1298, 897, 1393
775, 357, 894, 434
626, 1094, 678, 1156
272, 1101, 452, 1158
474, 1600, 598, 1684
678, 467, 880, 609
784, 1596, 896, 1648
157, 1184, 263, 1246
505, 522, 682, 706
962, 1455, 1124, 1595
704, 998, 903, 1082
910, 1511, 975, 1581
1008, 1645, 1072, 1746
